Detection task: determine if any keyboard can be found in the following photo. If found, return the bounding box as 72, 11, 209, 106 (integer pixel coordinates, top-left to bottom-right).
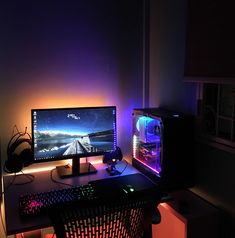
19, 184, 96, 217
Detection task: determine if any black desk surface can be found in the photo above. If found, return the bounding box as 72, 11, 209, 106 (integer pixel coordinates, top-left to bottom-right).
1, 161, 141, 236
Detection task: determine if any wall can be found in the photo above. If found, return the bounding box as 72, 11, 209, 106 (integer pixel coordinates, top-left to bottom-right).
149, 0, 196, 113
0, 1, 144, 167
193, 143, 235, 237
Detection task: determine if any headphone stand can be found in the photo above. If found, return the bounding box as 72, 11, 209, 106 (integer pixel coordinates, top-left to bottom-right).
106, 163, 121, 176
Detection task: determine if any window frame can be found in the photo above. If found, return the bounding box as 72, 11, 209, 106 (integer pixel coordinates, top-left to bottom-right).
197, 83, 235, 154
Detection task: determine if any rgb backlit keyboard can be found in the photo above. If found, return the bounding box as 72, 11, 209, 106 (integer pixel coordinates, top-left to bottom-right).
19, 184, 96, 217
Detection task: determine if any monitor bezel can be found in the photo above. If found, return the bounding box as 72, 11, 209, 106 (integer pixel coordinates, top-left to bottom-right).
31, 106, 117, 164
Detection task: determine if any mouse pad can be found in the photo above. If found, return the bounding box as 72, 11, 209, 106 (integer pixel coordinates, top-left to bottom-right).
89, 173, 158, 199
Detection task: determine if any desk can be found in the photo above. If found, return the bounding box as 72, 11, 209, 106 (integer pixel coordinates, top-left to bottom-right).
1, 161, 139, 236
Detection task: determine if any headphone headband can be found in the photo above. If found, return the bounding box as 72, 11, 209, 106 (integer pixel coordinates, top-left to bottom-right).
7, 132, 31, 152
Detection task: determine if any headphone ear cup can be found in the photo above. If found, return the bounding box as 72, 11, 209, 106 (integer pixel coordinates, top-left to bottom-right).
6, 135, 32, 173
5, 153, 23, 173
8, 138, 27, 155
19, 148, 33, 167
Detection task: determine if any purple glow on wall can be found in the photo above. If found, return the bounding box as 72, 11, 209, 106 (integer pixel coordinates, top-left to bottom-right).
0, 1, 144, 159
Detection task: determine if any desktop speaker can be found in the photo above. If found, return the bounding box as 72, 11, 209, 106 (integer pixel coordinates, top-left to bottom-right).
103, 147, 123, 176
103, 146, 123, 164
5, 131, 33, 173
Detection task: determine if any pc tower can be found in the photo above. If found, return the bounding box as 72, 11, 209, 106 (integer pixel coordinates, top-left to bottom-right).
132, 108, 194, 190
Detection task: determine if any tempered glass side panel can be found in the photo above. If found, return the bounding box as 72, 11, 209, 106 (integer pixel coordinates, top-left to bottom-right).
133, 115, 162, 176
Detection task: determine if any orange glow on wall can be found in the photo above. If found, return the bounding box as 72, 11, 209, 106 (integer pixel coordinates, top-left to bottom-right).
6, 87, 108, 132
0, 82, 112, 159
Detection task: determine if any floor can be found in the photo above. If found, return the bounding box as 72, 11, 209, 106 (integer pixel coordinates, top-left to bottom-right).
0, 214, 54, 238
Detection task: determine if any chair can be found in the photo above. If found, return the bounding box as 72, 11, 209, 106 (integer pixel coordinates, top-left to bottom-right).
48, 190, 161, 238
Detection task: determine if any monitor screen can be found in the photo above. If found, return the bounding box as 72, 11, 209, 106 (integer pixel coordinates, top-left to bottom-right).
31, 106, 117, 177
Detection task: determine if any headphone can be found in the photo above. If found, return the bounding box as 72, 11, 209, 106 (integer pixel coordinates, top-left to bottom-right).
5, 131, 33, 173
103, 146, 123, 164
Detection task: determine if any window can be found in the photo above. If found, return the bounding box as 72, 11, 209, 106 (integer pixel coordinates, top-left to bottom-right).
199, 83, 235, 152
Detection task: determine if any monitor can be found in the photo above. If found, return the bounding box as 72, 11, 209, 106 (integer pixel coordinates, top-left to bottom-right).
31, 106, 117, 178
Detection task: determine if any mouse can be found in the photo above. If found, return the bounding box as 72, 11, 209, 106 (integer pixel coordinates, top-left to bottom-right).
121, 184, 135, 194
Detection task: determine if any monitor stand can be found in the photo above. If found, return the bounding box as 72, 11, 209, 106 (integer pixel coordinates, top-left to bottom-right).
56, 157, 97, 178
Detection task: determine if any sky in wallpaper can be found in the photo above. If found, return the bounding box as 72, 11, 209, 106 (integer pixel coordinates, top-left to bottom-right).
33, 107, 116, 135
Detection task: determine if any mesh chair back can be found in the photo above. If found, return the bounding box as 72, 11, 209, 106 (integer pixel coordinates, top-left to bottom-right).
49, 194, 158, 238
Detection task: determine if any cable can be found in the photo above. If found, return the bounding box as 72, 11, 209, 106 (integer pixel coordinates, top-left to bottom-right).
50, 167, 75, 188
0, 171, 34, 202
2, 170, 34, 189
118, 160, 129, 175
13, 171, 35, 185
11, 124, 20, 137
